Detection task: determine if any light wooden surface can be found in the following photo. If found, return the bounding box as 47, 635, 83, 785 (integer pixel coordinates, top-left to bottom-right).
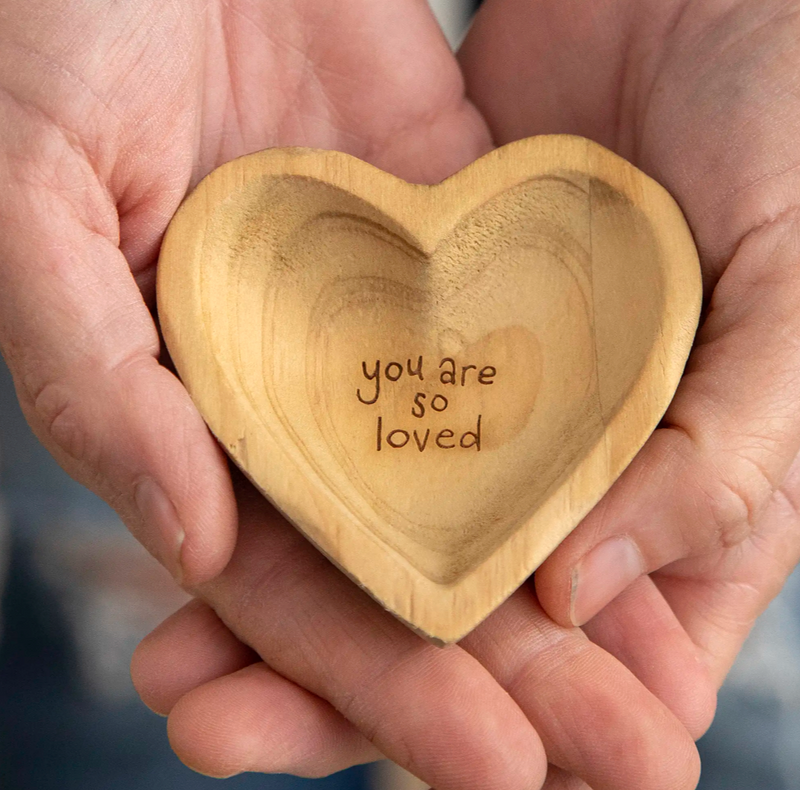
157, 136, 701, 643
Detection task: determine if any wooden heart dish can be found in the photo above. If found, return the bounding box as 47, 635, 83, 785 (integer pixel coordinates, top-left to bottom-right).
157, 136, 701, 643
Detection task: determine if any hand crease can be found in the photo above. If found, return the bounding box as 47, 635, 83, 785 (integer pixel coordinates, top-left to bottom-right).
726, 202, 800, 270
711, 5, 800, 63
0, 83, 117, 225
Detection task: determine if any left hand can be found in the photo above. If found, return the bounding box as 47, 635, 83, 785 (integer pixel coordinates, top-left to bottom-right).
459, 0, 800, 691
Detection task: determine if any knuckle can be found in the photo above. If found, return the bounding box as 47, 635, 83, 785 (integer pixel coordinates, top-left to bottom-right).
705, 454, 775, 548
707, 475, 755, 548
333, 659, 416, 766
30, 379, 95, 464
335, 685, 380, 741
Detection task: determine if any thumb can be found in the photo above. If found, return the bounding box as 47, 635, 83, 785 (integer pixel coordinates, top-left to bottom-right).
536, 212, 800, 626
0, 172, 237, 586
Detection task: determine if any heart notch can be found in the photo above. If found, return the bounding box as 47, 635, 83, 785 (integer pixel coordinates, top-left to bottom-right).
158, 136, 701, 643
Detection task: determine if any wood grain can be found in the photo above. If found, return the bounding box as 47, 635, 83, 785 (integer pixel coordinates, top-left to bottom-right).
157, 136, 701, 643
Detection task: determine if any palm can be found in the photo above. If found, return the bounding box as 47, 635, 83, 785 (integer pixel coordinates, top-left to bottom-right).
462, 0, 800, 687
0, 0, 487, 580
26, 0, 487, 293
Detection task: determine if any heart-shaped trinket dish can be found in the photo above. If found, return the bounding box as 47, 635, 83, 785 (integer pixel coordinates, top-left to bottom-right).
157, 136, 701, 643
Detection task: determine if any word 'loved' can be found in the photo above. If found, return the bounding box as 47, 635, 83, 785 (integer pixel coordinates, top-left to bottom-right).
376, 415, 482, 452
356, 356, 495, 453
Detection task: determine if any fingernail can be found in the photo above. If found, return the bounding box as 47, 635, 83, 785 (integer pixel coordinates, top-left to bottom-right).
134, 478, 185, 584
570, 536, 644, 626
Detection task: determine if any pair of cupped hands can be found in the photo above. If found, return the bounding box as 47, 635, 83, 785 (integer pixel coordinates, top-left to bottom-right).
2, 0, 800, 787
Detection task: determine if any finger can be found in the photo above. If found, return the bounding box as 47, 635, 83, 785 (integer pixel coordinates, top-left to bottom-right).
133, 609, 589, 785
135, 573, 716, 747
197, 489, 547, 790
133, 597, 383, 777
581, 575, 716, 739
459, 588, 700, 790
131, 598, 258, 715
533, 212, 800, 626
133, 497, 704, 787
167, 662, 382, 779
0, 169, 237, 585
654, 452, 800, 687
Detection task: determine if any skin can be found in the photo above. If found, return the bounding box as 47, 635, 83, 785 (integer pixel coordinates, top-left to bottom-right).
3, 0, 798, 787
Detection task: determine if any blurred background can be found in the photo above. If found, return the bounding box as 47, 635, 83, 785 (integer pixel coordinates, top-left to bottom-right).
2, 2, 800, 789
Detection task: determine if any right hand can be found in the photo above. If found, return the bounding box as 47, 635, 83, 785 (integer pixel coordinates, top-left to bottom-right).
0, 0, 487, 585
